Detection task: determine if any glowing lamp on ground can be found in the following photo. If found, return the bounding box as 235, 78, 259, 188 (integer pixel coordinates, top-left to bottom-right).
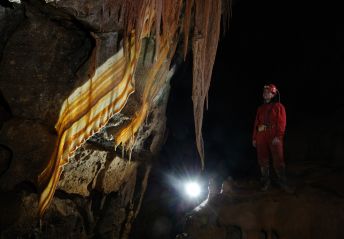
184, 182, 201, 198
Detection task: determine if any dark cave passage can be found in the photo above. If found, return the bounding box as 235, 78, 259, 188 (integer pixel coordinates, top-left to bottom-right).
130, 0, 344, 238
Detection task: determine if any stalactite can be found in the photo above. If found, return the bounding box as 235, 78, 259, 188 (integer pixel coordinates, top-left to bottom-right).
192, 0, 222, 170
183, 0, 194, 60
122, 143, 125, 159
155, 0, 162, 61
222, 0, 232, 34
114, 0, 183, 162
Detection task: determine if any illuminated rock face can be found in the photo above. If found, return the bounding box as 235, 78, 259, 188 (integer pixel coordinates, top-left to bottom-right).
0, 0, 226, 237
0, 2, 173, 238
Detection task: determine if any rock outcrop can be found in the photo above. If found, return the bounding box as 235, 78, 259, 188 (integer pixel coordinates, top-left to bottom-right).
0, 0, 226, 238
2, 1, 343, 239
178, 161, 344, 239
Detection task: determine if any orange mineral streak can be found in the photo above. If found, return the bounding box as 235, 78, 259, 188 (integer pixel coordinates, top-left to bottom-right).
114, 0, 183, 155
38, 37, 139, 217
114, 40, 170, 152
38, 1, 160, 217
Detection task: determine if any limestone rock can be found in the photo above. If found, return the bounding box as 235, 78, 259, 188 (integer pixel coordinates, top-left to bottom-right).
0, 2, 91, 124
180, 163, 344, 239
57, 144, 109, 196
0, 119, 56, 190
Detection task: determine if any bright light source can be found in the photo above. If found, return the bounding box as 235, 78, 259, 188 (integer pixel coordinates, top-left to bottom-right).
184, 182, 201, 198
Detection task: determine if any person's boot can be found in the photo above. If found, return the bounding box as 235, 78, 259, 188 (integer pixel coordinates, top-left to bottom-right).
276, 167, 294, 194
260, 167, 271, 191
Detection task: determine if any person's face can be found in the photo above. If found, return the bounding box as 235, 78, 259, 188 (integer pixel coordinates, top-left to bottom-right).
263, 88, 274, 101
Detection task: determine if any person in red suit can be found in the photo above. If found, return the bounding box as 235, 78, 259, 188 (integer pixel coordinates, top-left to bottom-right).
252, 84, 292, 192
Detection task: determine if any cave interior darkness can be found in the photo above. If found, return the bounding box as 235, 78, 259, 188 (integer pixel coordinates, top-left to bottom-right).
0, 0, 343, 238
130, 0, 344, 238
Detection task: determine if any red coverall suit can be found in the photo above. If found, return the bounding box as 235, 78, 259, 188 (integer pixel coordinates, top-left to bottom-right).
252, 102, 286, 170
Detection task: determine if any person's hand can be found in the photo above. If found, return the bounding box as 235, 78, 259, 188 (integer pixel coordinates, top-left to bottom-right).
252, 140, 256, 148
272, 137, 281, 145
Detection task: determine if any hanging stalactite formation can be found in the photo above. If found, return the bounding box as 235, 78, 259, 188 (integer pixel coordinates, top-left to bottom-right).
37, 0, 228, 217
192, 0, 222, 170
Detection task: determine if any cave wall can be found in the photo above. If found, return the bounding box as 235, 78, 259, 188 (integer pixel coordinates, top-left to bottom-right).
0, 1, 176, 238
